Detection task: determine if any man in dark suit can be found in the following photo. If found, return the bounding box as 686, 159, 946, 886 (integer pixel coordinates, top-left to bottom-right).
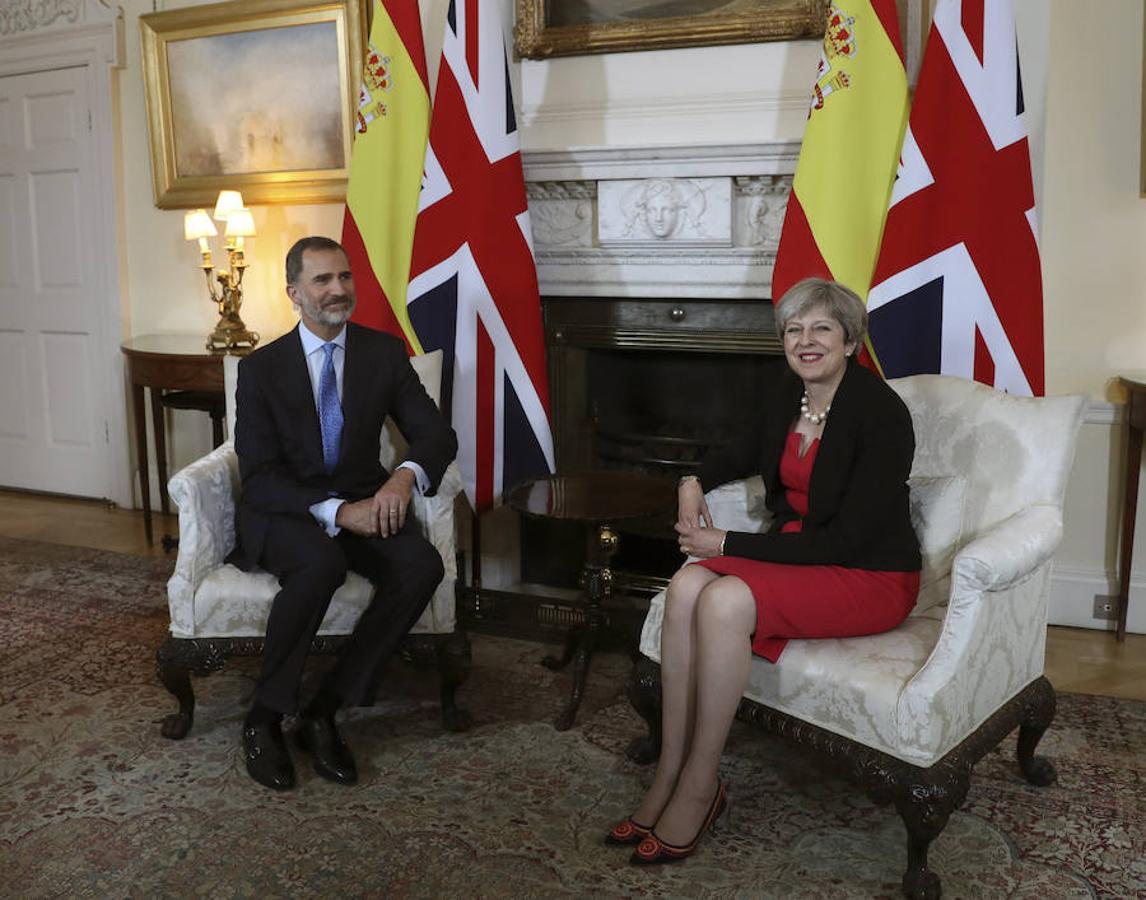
231, 236, 457, 791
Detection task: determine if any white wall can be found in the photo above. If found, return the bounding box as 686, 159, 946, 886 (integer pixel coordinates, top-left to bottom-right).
1040, 0, 1146, 400
1037, 0, 1146, 633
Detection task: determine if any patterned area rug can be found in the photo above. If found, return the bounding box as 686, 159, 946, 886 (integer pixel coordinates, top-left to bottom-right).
1, 536, 1143, 898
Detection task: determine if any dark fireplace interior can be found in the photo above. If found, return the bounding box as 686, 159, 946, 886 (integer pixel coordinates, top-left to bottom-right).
587, 348, 785, 476
521, 297, 784, 593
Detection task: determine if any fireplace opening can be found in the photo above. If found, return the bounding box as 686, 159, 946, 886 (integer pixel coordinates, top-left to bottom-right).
521, 298, 785, 594
586, 348, 786, 478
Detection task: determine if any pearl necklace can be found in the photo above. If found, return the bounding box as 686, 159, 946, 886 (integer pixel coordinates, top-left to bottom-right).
800, 391, 830, 425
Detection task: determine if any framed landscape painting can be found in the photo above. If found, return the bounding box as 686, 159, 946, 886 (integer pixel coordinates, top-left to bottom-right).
140, 0, 365, 208
514, 0, 827, 59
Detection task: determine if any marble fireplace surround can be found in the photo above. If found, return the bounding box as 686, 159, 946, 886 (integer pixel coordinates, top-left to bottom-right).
522, 140, 800, 299
478, 142, 798, 605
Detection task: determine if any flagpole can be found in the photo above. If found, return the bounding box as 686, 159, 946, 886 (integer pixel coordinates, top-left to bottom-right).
470, 509, 482, 590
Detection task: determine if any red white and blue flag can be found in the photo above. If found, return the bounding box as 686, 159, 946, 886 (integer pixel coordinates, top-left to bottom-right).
867, 0, 1044, 395
407, 0, 554, 511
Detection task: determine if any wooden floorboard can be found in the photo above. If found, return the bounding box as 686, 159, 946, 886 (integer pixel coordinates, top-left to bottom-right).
0, 489, 1142, 700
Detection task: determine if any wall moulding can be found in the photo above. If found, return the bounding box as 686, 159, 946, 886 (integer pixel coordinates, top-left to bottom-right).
523, 140, 801, 182
0, 1, 121, 60
518, 90, 811, 139
0, 0, 82, 37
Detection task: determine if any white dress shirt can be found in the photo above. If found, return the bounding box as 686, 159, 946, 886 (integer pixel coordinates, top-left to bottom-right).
299, 323, 428, 536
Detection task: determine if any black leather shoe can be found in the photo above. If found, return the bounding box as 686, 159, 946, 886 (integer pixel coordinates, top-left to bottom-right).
295, 715, 358, 785
242, 721, 295, 791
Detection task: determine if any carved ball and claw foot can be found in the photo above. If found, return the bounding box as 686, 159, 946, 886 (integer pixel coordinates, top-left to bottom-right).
889, 768, 968, 900
625, 656, 663, 764
1017, 675, 1058, 786
433, 630, 474, 733
901, 866, 943, 900
156, 637, 227, 740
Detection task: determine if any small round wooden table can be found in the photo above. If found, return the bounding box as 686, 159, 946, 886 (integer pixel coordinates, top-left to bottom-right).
121, 335, 229, 547
508, 470, 677, 731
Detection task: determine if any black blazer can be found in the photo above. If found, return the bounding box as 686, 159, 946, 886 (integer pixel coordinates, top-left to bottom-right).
230, 322, 458, 569
699, 359, 921, 571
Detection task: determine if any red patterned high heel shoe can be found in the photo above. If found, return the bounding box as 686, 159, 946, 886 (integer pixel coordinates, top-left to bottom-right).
604, 816, 653, 847
630, 782, 728, 866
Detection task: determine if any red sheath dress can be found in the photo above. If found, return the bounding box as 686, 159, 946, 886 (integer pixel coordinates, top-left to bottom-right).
694, 431, 920, 662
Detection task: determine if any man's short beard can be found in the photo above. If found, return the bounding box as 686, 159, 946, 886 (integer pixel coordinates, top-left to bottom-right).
294, 297, 356, 327
317, 301, 354, 326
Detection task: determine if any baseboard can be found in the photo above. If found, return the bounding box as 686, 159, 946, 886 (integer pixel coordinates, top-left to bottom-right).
1050, 564, 1145, 634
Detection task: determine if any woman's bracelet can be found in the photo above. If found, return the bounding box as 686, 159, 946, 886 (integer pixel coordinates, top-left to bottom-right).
679, 474, 700, 487
719, 533, 727, 555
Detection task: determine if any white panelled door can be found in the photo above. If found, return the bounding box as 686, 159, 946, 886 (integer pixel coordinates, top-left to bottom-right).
0, 65, 112, 498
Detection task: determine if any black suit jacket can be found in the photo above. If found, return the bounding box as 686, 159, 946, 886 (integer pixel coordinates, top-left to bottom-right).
230, 322, 458, 569
699, 358, 921, 571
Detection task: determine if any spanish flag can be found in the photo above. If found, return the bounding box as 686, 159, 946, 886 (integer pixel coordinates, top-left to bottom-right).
772, 0, 909, 313
342, 0, 429, 353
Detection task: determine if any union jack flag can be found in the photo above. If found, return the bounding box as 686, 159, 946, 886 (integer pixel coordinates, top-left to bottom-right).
407, 0, 554, 511
867, 0, 1044, 396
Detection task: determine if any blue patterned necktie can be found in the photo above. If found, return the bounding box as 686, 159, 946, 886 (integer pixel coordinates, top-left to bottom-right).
318, 342, 343, 474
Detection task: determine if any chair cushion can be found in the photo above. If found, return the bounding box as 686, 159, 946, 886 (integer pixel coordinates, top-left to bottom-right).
907, 474, 966, 613
189, 566, 374, 638
639, 589, 944, 763
178, 557, 455, 639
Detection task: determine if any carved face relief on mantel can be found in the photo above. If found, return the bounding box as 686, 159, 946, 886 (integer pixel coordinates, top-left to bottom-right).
598, 177, 732, 247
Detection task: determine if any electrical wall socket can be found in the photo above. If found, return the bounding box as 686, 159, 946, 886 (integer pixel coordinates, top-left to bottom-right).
1093, 595, 1119, 621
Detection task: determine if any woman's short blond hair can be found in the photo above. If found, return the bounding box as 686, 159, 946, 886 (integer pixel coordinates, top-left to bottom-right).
775, 277, 868, 347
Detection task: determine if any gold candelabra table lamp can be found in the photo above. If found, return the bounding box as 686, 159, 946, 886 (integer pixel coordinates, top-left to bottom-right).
184, 190, 260, 354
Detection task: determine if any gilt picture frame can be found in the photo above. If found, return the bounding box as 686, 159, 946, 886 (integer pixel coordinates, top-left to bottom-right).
514, 0, 827, 59
140, 0, 365, 209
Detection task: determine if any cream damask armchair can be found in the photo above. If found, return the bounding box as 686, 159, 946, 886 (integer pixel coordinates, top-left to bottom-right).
628, 374, 1087, 899
156, 351, 471, 739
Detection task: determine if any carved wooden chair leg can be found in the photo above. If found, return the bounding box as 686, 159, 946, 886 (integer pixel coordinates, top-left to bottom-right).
438, 630, 473, 732
625, 657, 663, 764
156, 637, 198, 740
889, 766, 970, 900
1017, 675, 1058, 786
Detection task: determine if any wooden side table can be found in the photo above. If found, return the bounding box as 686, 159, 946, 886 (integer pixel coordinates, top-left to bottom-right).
1116, 374, 1146, 641
121, 335, 227, 546
508, 470, 677, 730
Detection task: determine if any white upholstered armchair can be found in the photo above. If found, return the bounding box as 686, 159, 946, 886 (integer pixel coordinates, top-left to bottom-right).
627, 374, 1087, 899
156, 351, 471, 739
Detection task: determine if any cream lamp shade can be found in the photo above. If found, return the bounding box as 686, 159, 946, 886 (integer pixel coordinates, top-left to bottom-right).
224, 208, 256, 238
212, 190, 244, 221
183, 209, 217, 241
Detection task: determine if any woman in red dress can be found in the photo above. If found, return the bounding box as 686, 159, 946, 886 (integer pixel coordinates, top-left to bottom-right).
610, 278, 922, 865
